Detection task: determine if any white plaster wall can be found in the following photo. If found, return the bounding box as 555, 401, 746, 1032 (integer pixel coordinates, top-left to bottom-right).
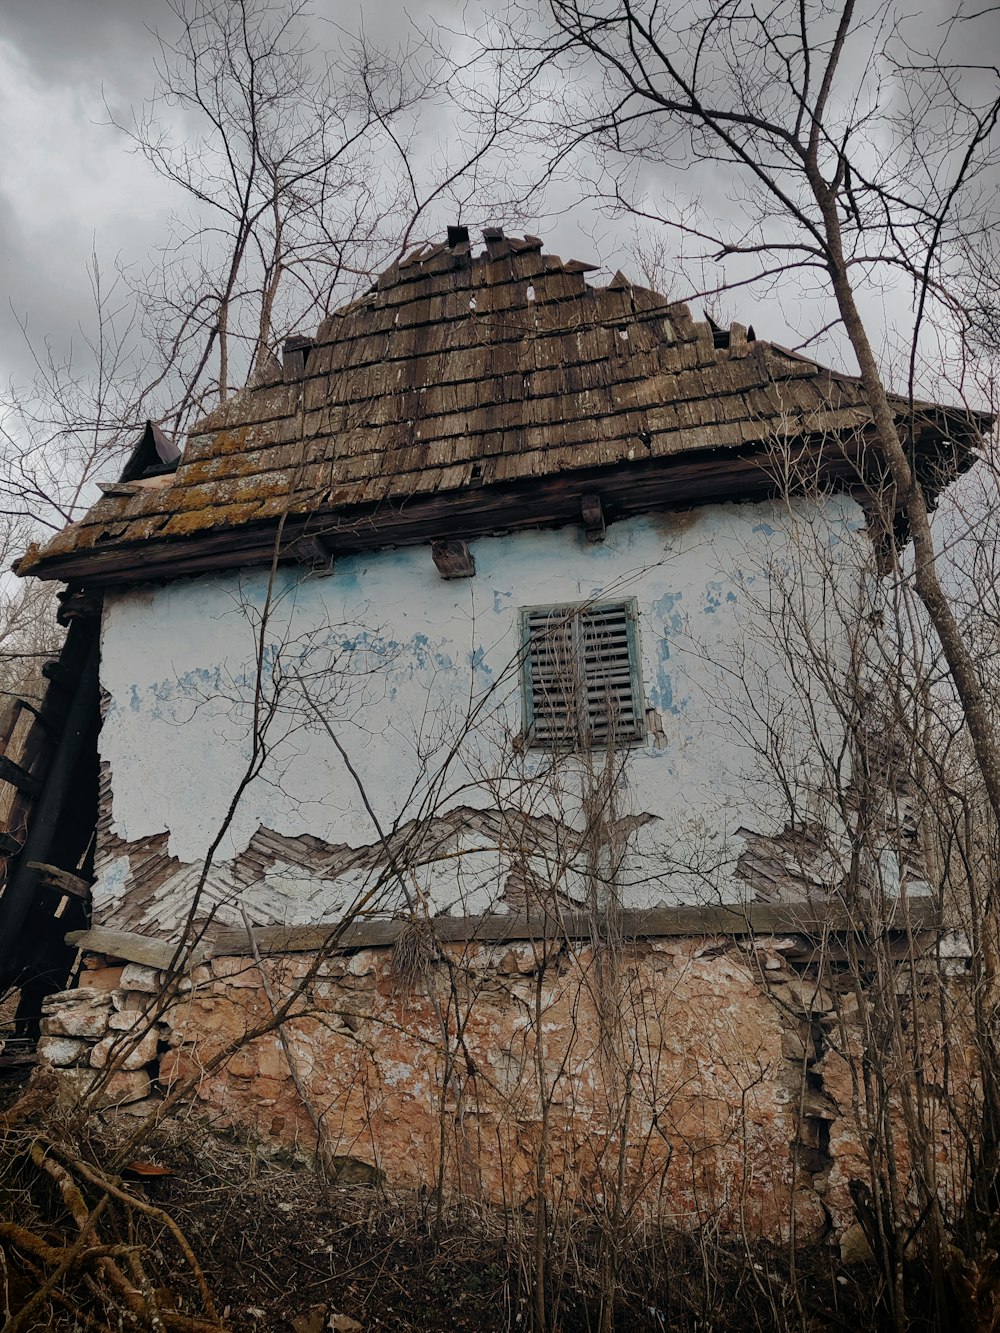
96, 496, 872, 933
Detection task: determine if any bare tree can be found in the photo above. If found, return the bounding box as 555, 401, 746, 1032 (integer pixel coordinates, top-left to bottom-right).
468, 0, 1000, 827
112, 0, 443, 427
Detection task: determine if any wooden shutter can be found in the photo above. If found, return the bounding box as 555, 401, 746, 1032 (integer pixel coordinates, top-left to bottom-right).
522, 601, 644, 747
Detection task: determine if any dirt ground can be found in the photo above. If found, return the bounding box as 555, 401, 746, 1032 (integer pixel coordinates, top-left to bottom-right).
0, 1078, 888, 1332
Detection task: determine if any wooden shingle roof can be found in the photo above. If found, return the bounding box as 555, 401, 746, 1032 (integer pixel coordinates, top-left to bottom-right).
16, 231, 983, 585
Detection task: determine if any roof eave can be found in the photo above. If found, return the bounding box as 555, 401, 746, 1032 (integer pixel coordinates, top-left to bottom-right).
17, 424, 969, 588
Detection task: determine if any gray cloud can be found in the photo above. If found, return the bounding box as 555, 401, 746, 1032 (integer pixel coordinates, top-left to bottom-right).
0, 0, 996, 411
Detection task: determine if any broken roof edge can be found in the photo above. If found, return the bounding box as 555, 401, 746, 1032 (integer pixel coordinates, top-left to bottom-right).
13, 420, 977, 587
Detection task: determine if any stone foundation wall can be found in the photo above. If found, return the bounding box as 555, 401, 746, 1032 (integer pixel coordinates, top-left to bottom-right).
38, 935, 933, 1242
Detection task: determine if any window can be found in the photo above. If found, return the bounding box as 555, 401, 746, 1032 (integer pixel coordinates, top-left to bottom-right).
520, 599, 645, 748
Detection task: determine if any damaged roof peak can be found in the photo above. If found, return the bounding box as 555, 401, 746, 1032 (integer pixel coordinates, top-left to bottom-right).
14, 235, 986, 586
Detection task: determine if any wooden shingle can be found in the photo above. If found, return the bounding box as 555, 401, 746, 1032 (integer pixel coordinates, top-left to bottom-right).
15, 232, 986, 584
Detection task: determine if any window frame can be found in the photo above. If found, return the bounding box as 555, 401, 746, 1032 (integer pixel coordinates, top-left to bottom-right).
519, 597, 646, 750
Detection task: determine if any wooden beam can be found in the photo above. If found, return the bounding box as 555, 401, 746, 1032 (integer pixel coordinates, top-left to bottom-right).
0, 636, 99, 985
27, 862, 92, 900
0, 755, 42, 797
431, 539, 476, 579
65, 927, 206, 972
66, 897, 942, 969
56, 586, 104, 626
22, 433, 898, 587
283, 534, 334, 574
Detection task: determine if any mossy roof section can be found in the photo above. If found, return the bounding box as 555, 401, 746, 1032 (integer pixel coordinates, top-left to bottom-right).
16, 233, 982, 578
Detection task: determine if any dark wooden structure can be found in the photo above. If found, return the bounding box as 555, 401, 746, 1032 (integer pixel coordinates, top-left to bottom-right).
0, 608, 101, 1032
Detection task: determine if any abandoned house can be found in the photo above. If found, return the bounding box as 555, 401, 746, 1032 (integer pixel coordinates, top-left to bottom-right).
0, 228, 985, 1239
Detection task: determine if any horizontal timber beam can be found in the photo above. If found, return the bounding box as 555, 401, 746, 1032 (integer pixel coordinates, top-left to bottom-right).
67, 897, 941, 971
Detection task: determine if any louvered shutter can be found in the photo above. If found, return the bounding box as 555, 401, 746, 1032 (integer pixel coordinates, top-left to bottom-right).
522, 601, 644, 747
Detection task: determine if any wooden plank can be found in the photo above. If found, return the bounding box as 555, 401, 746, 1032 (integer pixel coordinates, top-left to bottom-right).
67, 898, 942, 969
27, 862, 92, 900
0, 755, 42, 797
65, 927, 207, 971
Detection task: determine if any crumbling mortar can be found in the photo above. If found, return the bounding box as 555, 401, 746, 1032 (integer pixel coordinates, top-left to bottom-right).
742, 937, 842, 1231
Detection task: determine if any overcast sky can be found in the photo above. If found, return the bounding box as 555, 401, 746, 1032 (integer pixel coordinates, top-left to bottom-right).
0, 0, 823, 395
1, 0, 997, 409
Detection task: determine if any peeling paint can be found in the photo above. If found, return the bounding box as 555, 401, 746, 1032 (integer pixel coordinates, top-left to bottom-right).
95, 499, 869, 934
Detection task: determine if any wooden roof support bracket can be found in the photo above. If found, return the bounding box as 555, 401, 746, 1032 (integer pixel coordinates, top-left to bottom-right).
431, 539, 476, 579
581, 492, 606, 543
285, 533, 334, 575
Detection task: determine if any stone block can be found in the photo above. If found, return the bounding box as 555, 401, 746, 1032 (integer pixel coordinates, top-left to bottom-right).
102, 1071, 152, 1106
211, 956, 263, 987
225, 1047, 258, 1079
82, 966, 125, 991
780, 1025, 810, 1062
53, 1067, 151, 1109
53, 1067, 98, 1110
117, 1095, 163, 1118
776, 977, 834, 1016
109, 1009, 145, 1031
159, 1048, 202, 1086
37, 1036, 87, 1067
90, 1026, 160, 1071
839, 1222, 875, 1265
42, 986, 110, 1011
42, 999, 110, 1040
255, 1040, 289, 1081
120, 963, 162, 994
329, 1315, 364, 1333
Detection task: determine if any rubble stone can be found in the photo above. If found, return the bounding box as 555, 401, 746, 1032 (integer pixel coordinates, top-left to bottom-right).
52, 1067, 151, 1109
41, 994, 111, 1039
37, 1036, 88, 1067
120, 963, 162, 994
103, 1071, 153, 1105
840, 1222, 875, 1265
90, 1026, 160, 1070
46, 934, 946, 1242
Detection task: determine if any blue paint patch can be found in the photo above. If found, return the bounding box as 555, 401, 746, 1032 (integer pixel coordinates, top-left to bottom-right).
703, 581, 723, 615
660, 675, 674, 713
752, 522, 775, 536
467, 644, 494, 695
651, 591, 685, 633
654, 656, 687, 717
469, 645, 492, 679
